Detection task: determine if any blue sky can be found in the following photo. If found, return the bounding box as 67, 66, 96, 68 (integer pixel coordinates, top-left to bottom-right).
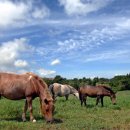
0, 0, 130, 78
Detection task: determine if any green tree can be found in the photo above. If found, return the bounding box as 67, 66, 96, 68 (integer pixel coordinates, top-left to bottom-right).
53, 75, 64, 84
92, 77, 99, 86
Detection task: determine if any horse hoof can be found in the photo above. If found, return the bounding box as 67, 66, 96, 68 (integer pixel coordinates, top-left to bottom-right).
33, 119, 36, 123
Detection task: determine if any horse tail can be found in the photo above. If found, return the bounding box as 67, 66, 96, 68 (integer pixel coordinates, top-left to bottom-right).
78, 88, 82, 101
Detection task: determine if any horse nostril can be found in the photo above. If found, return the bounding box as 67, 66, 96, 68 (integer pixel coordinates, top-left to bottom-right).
47, 120, 53, 124
47, 120, 51, 123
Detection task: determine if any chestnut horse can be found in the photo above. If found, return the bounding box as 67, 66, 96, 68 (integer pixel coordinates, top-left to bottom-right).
49, 83, 79, 100
79, 85, 116, 107
0, 72, 54, 123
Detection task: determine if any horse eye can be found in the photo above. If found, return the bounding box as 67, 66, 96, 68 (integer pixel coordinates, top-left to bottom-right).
46, 109, 49, 112
39, 80, 42, 83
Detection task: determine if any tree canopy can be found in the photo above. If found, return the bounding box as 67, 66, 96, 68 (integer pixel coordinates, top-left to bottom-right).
43, 73, 130, 92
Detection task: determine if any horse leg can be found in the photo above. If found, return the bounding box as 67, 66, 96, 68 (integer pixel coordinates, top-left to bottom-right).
26, 97, 36, 122
96, 96, 100, 106
53, 94, 57, 102
80, 96, 83, 106
22, 100, 28, 122
80, 95, 84, 106
101, 96, 104, 107
65, 95, 69, 100
83, 96, 87, 106
52, 94, 55, 100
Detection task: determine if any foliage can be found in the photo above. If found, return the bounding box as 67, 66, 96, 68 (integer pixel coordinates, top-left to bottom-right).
110, 74, 130, 91
43, 73, 130, 91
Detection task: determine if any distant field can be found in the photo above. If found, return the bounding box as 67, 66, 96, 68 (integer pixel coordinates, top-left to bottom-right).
0, 91, 130, 130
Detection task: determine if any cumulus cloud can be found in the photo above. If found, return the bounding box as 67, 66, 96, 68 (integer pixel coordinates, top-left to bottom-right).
38, 68, 56, 76
51, 59, 61, 65
14, 59, 28, 68
0, 0, 50, 27
0, 38, 31, 72
59, 0, 111, 16
0, 1, 27, 27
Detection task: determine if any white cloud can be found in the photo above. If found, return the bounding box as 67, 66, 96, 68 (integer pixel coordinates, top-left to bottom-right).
85, 50, 130, 62
57, 39, 79, 52
14, 59, 28, 68
116, 18, 130, 29
32, 6, 50, 19
59, 0, 111, 16
0, 38, 32, 72
51, 59, 61, 65
0, 38, 28, 65
38, 68, 56, 76
0, 0, 50, 28
0, 0, 27, 27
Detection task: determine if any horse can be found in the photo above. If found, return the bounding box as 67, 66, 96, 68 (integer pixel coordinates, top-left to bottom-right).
49, 83, 79, 100
0, 72, 54, 123
79, 85, 116, 107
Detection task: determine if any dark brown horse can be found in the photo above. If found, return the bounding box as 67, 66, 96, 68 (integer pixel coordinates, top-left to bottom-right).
0, 72, 54, 123
79, 85, 116, 107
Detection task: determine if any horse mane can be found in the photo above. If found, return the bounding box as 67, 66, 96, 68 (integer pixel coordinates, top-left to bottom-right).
67, 85, 78, 93
26, 72, 53, 100
98, 85, 114, 94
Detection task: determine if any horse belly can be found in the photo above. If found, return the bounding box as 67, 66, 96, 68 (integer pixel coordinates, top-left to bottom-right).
56, 89, 69, 97
88, 95, 97, 98
1, 86, 26, 100
61, 88, 70, 96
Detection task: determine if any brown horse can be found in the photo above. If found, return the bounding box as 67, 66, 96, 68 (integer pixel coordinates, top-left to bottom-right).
79, 85, 116, 107
0, 72, 54, 123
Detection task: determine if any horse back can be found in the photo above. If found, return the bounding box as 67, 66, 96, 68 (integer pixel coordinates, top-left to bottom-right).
79, 85, 102, 97
52, 83, 70, 96
0, 73, 36, 100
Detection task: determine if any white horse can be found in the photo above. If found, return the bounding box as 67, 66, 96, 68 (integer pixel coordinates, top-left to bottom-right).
49, 83, 79, 100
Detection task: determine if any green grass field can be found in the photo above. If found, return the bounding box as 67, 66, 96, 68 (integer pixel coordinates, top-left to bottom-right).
1, 91, 130, 130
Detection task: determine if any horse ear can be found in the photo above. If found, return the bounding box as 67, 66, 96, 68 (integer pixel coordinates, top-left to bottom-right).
44, 99, 49, 104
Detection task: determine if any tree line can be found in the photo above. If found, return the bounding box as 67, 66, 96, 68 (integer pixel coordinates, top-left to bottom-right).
43, 73, 130, 92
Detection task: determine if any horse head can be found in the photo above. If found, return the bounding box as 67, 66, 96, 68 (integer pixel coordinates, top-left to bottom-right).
73, 92, 79, 99
68, 85, 79, 99
38, 81, 55, 123
27, 73, 55, 123
98, 85, 117, 105
110, 92, 116, 105
41, 98, 55, 123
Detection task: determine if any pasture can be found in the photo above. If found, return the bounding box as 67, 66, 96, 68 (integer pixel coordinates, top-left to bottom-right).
0, 91, 130, 130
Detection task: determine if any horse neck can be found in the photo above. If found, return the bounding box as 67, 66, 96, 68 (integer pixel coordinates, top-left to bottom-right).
69, 86, 77, 94
103, 89, 113, 97
38, 82, 49, 100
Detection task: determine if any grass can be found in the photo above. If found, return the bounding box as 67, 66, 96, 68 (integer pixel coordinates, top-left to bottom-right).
1, 91, 130, 130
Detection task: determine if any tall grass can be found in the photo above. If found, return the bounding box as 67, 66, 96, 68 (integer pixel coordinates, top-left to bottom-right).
0, 91, 130, 130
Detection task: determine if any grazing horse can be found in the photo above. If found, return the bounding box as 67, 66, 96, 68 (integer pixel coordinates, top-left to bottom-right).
79, 85, 116, 107
0, 72, 54, 123
49, 83, 79, 100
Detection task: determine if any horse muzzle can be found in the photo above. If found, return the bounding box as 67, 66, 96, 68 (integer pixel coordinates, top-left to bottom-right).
46, 119, 54, 124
